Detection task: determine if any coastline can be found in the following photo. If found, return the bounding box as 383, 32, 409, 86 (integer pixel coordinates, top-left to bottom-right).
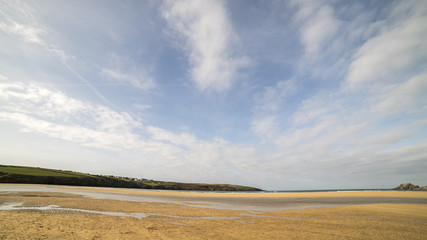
1, 184, 427, 239
49, 184, 427, 199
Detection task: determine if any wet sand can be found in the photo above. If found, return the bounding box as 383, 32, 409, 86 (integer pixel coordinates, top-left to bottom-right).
3, 184, 427, 210
1, 184, 427, 239
52, 184, 427, 198
50, 185, 427, 210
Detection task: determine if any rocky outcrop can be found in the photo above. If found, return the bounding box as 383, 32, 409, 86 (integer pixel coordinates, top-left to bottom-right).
394, 183, 427, 191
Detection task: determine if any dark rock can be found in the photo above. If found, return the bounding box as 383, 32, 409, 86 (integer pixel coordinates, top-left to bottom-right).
394, 183, 427, 191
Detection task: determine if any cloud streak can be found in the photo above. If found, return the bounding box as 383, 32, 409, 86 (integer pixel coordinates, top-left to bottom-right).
0, 81, 141, 149
161, 0, 249, 92
346, 0, 427, 91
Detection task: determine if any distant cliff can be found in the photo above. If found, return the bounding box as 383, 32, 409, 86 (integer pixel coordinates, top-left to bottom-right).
394, 183, 427, 191
0, 165, 262, 191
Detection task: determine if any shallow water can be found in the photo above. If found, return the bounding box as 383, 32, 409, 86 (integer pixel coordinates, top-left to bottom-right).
2, 199, 427, 227
1, 184, 426, 211
240, 213, 302, 220
0, 202, 235, 220
0, 202, 148, 219
0, 184, 303, 211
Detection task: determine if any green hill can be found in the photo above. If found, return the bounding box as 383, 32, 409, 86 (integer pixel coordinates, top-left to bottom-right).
0, 165, 261, 191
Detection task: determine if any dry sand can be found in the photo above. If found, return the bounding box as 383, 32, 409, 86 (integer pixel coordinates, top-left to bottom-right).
1, 185, 427, 239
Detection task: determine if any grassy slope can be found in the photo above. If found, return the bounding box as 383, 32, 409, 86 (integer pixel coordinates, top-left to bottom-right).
0, 165, 261, 191
0, 166, 90, 178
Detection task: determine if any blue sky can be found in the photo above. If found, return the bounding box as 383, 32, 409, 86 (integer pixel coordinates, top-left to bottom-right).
1, 0, 426, 190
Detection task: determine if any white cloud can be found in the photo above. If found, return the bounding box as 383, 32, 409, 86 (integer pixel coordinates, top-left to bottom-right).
374, 72, 427, 117
0, 81, 84, 118
1, 73, 425, 189
346, 1, 427, 90
101, 68, 155, 91
0, 1, 45, 45
251, 115, 278, 139
134, 104, 152, 111
100, 54, 156, 91
291, 95, 330, 126
255, 1, 427, 189
264, 119, 422, 187
0, 1, 140, 105
0, 80, 142, 149
300, 6, 341, 56
254, 80, 297, 113
161, 0, 249, 92
291, 1, 341, 57
146, 126, 197, 148
251, 80, 297, 141
0, 22, 44, 44
0, 112, 121, 148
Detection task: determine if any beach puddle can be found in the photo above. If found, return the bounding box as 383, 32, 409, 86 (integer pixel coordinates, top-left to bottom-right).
0, 202, 235, 221
333, 215, 427, 225
148, 213, 235, 220
0, 202, 148, 219
167, 222, 187, 226
234, 220, 254, 224
329, 215, 427, 225
240, 213, 303, 220
331, 215, 382, 220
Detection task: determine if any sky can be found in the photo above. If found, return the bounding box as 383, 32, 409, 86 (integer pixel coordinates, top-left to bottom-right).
0, 0, 426, 190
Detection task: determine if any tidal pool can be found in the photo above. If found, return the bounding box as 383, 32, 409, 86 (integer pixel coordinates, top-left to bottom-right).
0, 201, 235, 220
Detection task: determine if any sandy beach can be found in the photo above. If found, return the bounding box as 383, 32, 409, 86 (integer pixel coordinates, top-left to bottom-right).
1, 184, 427, 239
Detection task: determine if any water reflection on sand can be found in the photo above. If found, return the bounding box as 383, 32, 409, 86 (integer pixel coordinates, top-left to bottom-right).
0, 202, 235, 220
0, 202, 148, 219
1, 184, 427, 211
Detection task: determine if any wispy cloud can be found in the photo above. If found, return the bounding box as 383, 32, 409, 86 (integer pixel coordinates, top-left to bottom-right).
263, 0, 427, 188
0, 80, 141, 149
346, 1, 427, 91
374, 73, 427, 117
250, 115, 278, 140
0, 0, 44, 45
294, 2, 341, 57
253, 80, 297, 113
289, 0, 381, 80
100, 55, 155, 91
251, 79, 297, 139
101, 68, 155, 91
161, 0, 250, 92
0, 1, 115, 106
0, 0, 156, 107
0, 22, 44, 44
